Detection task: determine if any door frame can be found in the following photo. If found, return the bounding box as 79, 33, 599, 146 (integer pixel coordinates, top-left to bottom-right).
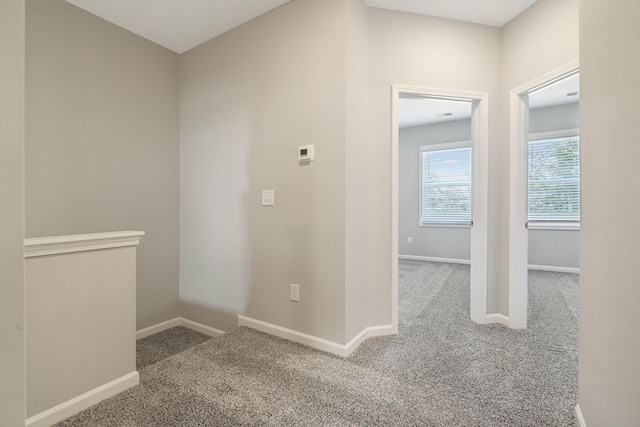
391, 85, 489, 331
508, 60, 580, 329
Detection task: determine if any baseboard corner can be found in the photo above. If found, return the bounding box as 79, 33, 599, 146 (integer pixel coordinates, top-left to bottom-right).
136, 317, 181, 340
238, 315, 394, 358
575, 404, 587, 427
137, 317, 225, 340
485, 313, 510, 327
344, 324, 394, 357
179, 317, 225, 338
26, 371, 139, 427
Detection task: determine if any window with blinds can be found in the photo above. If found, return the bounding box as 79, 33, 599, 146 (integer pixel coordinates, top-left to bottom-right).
528, 134, 580, 223
420, 142, 472, 226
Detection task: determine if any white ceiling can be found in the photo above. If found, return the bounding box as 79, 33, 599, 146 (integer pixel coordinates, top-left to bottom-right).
65, 0, 292, 54
65, 0, 540, 54
366, 0, 539, 28
529, 72, 580, 109
399, 97, 472, 129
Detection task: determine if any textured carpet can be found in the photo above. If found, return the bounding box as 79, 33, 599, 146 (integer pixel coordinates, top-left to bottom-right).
56, 261, 579, 426
136, 326, 212, 370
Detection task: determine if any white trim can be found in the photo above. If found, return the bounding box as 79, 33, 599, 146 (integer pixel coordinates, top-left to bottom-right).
485, 313, 510, 327
528, 222, 580, 231
360, 324, 394, 338
419, 223, 471, 228
136, 318, 181, 340
136, 317, 225, 340
528, 264, 580, 274
343, 326, 394, 355
509, 60, 579, 330
469, 94, 489, 326
399, 255, 470, 265
179, 318, 225, 338
509, 86, 530, 330
26, 371, 139, 427
575, 404, 587, 427
237, 315, 393, 358
391, 88, 400, 335
25, 231, 145, 258
529, 128, 579, 141
392, 85, 489, 331
420, 140, 471, 152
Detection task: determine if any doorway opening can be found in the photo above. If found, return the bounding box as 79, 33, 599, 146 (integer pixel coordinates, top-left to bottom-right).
509, 62, 580, 328
391, 86, 489, 332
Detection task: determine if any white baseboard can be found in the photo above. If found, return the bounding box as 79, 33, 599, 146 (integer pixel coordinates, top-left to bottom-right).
344, 324, 395, 356
179, 318, 225, 338
485, 313, 510, 327
398, 256, 580, 274
399, 255, 470, 265
26, 371, 139, 427
528, 264, 580, 274
575, 404, 587, 427
136, 317, 225, 340
238, 315, 393, 357
136, 318, 181, 339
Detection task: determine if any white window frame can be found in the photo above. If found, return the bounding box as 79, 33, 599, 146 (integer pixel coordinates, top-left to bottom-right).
419, 140, 472, 228
528, 128, 580, 231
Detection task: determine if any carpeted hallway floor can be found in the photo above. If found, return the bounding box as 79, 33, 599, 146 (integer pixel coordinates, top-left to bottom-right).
136, 325, 212, 371
55, 261, 579, 426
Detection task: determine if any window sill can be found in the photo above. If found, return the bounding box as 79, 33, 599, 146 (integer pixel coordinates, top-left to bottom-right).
528, 222, 580, 231
420, 223, 472, 229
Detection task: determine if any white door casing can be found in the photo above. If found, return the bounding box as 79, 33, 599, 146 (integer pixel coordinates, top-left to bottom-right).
391, 85, 489, 330
508, 61, 580, 329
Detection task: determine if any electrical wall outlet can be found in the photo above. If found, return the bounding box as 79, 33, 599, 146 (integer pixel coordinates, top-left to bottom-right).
290, 284, 300, 302
408, 237, 413, 244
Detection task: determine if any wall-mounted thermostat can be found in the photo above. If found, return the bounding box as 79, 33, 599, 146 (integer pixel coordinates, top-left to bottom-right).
298, 145, 315, 163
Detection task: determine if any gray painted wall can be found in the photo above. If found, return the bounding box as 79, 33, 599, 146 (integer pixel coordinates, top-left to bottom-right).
25, 0, 180, 330
528, 102, 580, 269
344, 0, 370, 341
502, 0, 579, 313
530, 102, 579, 134
398, 119, 472, 260
179, 0, 350, 343
0, 0, 26, 425
579, 0, 640, 424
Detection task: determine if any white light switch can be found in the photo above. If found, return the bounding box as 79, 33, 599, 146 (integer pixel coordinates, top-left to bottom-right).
262, 190, 274, 206
290, 284, 299, 302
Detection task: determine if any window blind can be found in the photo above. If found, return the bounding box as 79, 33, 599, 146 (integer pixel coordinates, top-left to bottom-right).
420, 145, 472, 225
528, 136, 580, 222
